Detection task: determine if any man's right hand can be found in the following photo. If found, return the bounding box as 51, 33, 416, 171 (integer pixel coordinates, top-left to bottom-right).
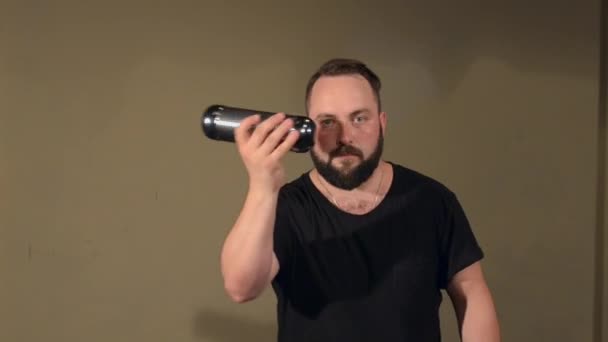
234, 113, 300, 193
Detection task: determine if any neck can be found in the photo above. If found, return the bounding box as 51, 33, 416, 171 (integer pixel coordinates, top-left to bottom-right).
312, 161, 390, 214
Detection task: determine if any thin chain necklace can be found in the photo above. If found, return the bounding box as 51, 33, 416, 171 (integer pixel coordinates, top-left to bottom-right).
316, 166, 385, 210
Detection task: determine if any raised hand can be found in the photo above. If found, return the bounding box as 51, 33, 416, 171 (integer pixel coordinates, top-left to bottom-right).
234, 112, 300, 193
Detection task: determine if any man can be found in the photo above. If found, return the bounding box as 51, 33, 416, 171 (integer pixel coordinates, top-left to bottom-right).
219, 58, 500, 341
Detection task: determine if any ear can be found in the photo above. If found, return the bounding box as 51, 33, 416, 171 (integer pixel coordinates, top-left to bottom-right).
379, 111, 387, 134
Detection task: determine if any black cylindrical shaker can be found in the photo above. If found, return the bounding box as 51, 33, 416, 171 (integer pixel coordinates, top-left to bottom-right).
201, 104, 315, 153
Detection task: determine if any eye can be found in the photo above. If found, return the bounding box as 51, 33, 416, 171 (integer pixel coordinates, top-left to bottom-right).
353, 114, 367, 124
319, 118, 335, 128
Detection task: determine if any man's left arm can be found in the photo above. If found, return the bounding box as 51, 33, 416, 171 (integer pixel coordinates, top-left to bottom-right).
446, 261, 501, 342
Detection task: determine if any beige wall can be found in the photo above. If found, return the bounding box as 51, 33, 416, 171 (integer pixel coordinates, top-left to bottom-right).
0, 1, 603, 341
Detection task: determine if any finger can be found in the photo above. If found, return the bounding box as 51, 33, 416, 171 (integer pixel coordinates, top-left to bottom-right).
234, 114, 261, 146
258, 118, 295, 154
248, 112, 286, 148
270, 129, 300, 159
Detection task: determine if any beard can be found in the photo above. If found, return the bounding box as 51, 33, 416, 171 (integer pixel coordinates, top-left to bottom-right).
310, 130, 384, 190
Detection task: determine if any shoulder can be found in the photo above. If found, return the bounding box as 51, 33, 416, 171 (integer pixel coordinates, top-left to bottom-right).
276, 171, 319, 212
387, 162, 467, 223
278, 171, 313, 199
389, 161, 456, 200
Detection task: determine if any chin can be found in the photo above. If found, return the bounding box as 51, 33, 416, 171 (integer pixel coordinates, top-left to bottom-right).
332, 159, 359, 171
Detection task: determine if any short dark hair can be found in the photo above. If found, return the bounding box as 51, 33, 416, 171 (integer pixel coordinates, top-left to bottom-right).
305, 58, 382, 113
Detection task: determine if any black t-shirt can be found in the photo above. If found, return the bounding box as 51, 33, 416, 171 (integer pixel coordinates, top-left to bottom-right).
271, 162, 484, 342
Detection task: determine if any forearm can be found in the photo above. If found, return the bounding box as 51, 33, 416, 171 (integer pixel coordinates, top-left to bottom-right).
220, 187, 278, 302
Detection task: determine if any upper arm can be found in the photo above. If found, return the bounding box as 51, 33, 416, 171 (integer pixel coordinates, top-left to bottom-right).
448, 261, 486, 289
446, 261, 494, 323
437, 189, 484, 288
446, 261, 501, 341
447, 261, 488, 304
269, 252, 280, 283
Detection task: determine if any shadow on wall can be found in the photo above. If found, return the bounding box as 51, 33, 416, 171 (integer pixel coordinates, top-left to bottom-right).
156, 0, 598, 97
0, 1, 596, 126
332, 1, 597, 99
193, 309, 276, 342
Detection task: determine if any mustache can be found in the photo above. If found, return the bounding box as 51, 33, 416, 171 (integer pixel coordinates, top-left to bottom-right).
329, 144, 363, 159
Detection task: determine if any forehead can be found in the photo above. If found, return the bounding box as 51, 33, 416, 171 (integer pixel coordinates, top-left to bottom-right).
308, 74, 376, 118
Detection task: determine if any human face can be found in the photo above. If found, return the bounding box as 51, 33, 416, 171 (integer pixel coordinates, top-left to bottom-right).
308, 75, 387, 190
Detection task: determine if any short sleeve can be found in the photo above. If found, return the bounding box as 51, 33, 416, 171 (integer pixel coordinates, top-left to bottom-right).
438, 190, 484, 288
273, 189, 296, 278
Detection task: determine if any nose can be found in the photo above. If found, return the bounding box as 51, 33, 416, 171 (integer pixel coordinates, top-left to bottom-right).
338, 122, 354, 145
